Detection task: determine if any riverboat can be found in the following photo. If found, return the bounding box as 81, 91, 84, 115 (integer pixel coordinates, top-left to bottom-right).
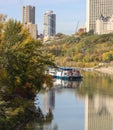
47, 67, 83, 80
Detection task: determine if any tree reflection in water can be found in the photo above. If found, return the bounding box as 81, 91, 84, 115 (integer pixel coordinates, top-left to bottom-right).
31, 79, 82, 130
22, 71, 113, 130
24, 121, 58, 130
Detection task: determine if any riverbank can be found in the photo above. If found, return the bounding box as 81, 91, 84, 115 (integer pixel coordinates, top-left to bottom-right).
95, 66, 113, 75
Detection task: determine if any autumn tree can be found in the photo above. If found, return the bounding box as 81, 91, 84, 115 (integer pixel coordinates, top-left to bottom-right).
1, 19, 55, 98
102, 51, 113, 62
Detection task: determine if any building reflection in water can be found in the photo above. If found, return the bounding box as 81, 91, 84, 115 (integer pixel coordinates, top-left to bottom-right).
42, 88, 55, 115
40, 79, 82, 130
33, 88, 56, 130
85, 94, 113, 130
42, 79, 82, 114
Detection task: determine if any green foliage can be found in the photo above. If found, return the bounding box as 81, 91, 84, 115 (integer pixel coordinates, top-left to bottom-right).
47, 33, 113, 67
0, 95, 36, 130
3, 19, 29, 45
0, 19, 55, 130
102, 51, 113, 62
65, 36, 80, 44
78, 71, 113, 96
0, 19, 55, 98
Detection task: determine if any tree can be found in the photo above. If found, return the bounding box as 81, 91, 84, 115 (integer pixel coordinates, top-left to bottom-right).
1, 20, 55, 98
3, 19, 29, 45
88, 29, 94, 35
102, 51, 113, 62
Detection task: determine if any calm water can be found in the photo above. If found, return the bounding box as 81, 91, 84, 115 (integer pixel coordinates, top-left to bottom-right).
21, 71, 113, 130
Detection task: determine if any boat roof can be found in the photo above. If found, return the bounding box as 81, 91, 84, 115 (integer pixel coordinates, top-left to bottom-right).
58, 67, 78, 71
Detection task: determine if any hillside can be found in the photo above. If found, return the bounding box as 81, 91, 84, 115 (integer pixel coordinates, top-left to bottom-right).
46, 33, 113, 67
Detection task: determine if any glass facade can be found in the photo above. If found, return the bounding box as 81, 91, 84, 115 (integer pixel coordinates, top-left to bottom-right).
43, 11, 56, 37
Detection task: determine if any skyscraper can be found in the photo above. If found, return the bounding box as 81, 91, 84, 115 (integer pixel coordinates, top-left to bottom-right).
22, 5, 37, 39
22, 5, 35, 24
43, 11, 56, 37
86, 0, 113, 32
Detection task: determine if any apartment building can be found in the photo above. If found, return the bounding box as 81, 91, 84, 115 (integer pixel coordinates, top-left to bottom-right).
86, 0, 113, 32
43, 11, 56, 38
22, 5, 35, 24
22, 5, 37, 39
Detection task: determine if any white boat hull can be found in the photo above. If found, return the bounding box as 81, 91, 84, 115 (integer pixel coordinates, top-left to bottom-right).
47, 67, 83, 81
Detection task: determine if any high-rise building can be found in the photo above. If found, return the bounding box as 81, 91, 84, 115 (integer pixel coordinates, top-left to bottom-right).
24, 23, 38, 39
43, 11, 56, 37
22, 5, 37, 39
96, 14, 113, 34
86, 0, 113, 32
22, 5, 35, 24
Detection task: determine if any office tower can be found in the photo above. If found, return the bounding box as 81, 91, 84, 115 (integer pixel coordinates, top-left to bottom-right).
86, 0, 113, 32
22, 5, 35, 24
43, 11, 56, 37
22, 5, 37, 39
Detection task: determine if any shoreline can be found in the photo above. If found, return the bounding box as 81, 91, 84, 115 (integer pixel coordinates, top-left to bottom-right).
95, 66, 113, 75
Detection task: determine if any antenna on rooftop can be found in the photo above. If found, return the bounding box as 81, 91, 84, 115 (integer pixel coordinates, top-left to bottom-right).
75, 21, 79, 33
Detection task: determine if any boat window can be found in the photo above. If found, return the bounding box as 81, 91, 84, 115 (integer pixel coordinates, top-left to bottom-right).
64, 73, 67, 75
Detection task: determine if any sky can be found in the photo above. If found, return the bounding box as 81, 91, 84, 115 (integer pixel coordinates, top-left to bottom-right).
0, 0, 86, 35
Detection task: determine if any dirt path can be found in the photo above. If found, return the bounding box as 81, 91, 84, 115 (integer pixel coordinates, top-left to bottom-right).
95, 66, 113, 75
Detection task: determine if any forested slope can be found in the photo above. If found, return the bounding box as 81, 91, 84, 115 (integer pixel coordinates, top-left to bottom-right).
47, 33, 113, 67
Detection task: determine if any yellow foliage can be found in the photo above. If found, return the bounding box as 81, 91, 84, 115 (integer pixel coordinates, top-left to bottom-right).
15, 76, 21, 84
11, 107, 24, 116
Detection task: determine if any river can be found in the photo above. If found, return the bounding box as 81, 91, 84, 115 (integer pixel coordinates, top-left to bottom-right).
21, 71, 113, 130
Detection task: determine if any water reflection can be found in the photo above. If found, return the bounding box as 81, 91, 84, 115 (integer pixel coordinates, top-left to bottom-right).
85, 94, 113, 130
42, 88, 55, 115
31, 79, 82, 130
82, 72, 113, 130
35, 79, 82, 115
21, 72, 113, 130
53, 79, 82, 88
23, 121, 58, 130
